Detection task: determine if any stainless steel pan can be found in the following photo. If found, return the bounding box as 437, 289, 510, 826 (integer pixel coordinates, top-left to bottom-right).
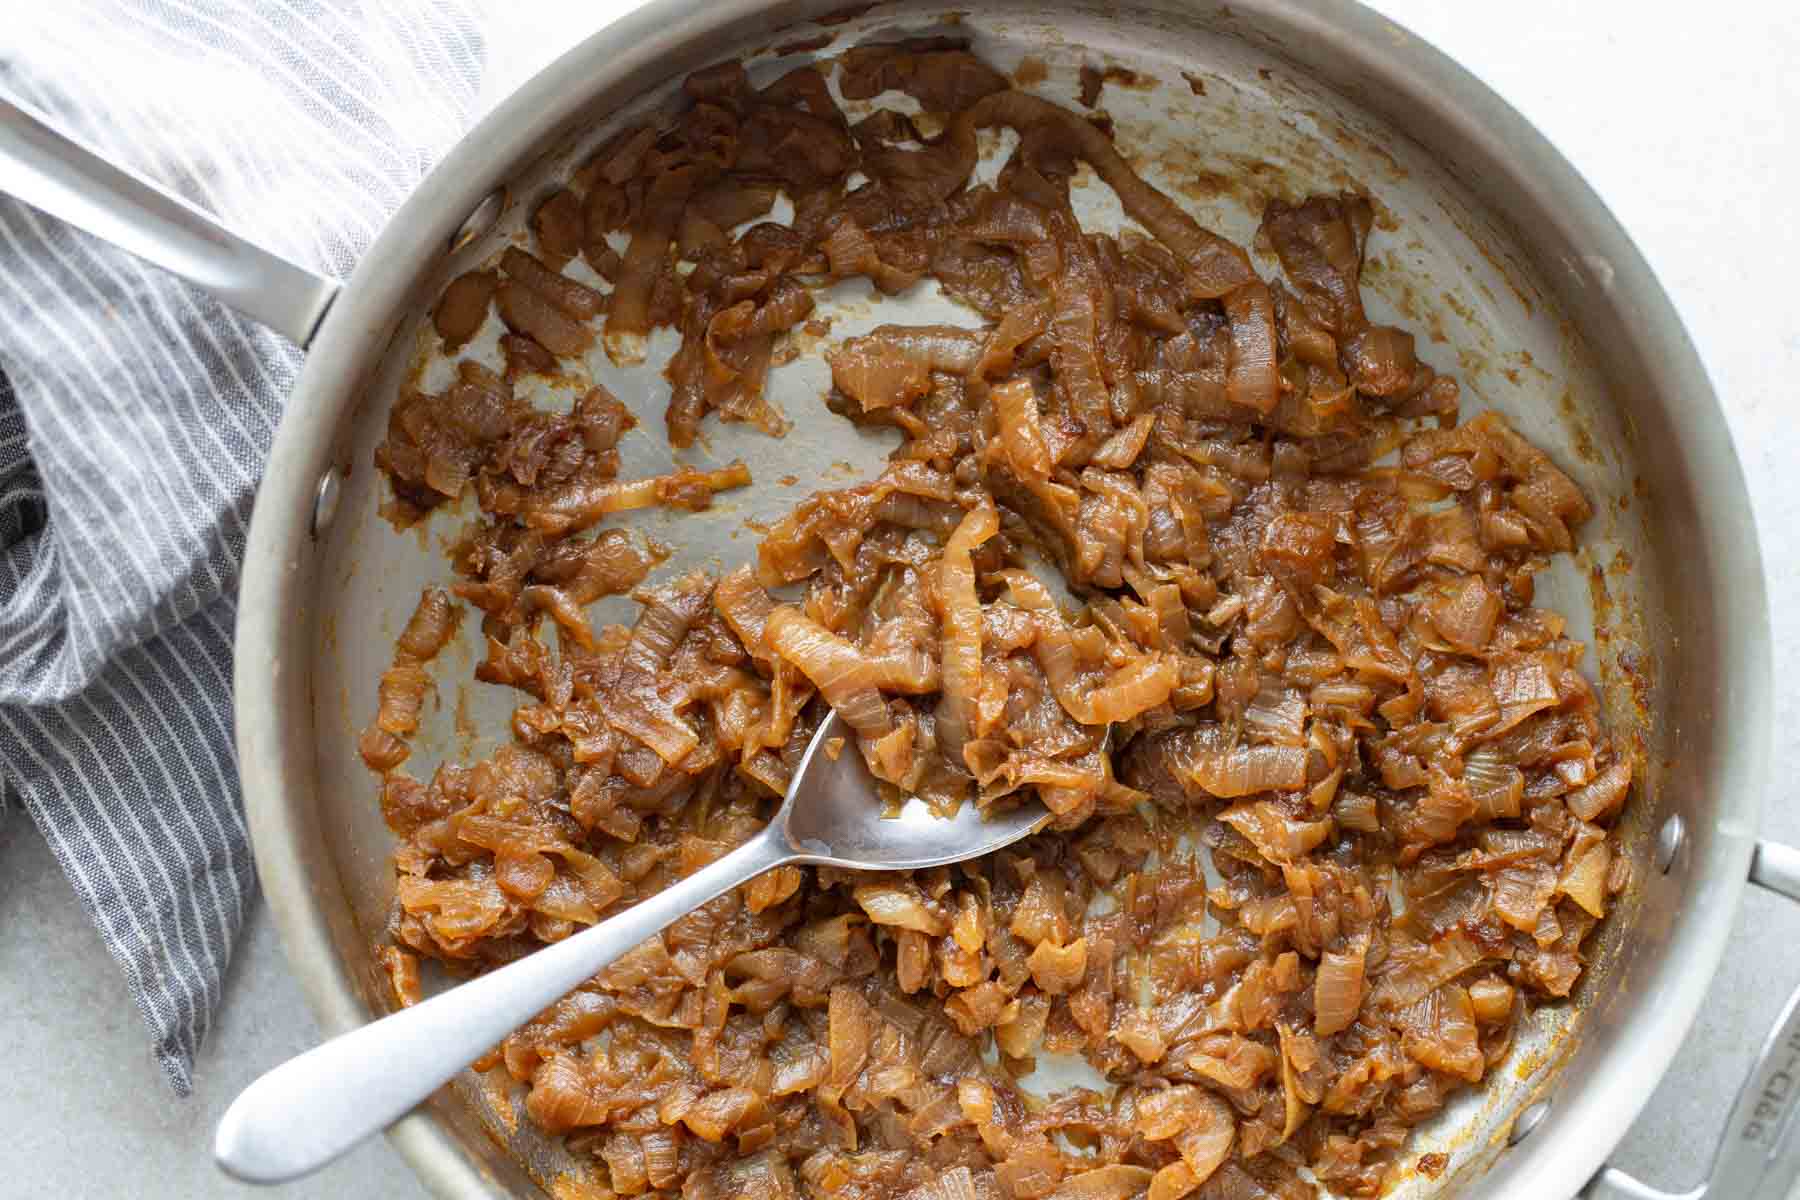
3, 2, 1794, 1196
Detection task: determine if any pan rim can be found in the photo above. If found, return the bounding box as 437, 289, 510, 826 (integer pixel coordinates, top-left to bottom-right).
233, 1, 1771, 1196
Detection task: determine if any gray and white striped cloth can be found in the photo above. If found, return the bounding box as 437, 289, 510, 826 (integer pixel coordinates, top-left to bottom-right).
0, 1, 484, 1093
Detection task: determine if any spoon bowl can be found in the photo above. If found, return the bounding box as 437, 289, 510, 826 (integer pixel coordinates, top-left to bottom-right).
778, 710, 1051, 869
215, 707, 1049, 1185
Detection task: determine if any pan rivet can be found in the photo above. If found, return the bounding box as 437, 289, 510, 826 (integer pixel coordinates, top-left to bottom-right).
1655, 816, 1686, 874
311, 468, 342, 540
1508, 1100, 1550, 1147
450, 189, 505, 254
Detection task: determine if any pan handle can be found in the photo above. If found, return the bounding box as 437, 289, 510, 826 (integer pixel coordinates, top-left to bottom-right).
0, 94, 340, 348
1581, 840, 1800, 1200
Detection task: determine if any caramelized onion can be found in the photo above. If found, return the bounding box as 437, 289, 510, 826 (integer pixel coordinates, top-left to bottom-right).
766, 606, 893, 740
371, 46, 1633, 1199
938, 501, 998, 763
1314, 936, 1368, 1036
521, 461, 751, 536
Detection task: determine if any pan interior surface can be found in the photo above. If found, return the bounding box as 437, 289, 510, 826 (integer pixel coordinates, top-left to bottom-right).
263, 3, 1761, 1197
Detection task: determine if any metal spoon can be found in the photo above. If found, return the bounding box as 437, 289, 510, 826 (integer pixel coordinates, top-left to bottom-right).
214, 709, 1048, 1184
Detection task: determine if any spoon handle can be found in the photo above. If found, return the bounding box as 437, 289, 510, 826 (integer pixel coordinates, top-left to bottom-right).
214, 826, 794, 1184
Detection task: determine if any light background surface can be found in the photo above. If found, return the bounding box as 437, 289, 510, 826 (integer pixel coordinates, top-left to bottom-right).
2, 1, 1794, 1194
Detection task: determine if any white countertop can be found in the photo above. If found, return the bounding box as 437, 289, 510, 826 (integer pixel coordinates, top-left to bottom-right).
4, 2, 1796, 1195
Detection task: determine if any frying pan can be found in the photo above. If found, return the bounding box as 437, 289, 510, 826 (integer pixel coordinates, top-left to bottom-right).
1, 1, 1794, 1196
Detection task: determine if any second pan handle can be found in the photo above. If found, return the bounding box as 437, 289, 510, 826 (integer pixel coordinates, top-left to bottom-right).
1581, 841, 1800, 1200
0, 94, 340, 348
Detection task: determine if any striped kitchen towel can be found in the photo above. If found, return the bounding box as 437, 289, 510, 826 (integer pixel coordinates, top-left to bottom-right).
0, 1, 484, 1093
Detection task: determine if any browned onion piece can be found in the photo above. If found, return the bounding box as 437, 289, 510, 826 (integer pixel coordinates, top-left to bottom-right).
1220, 800, 1332, 862
432, 269, 496, 352
853, 880, 949, 934
1184, 741, 1308, 798
690, 179, 779, 230
1428, 574, 1502, 651
358, 589, 461, 771
1396, 984, 1484, 1082
1260, 194, 1372, 334
1314, 936, 1368, 1036
714, 564, 775, 665
765, 605, 893, 741
975, 299, 1049, 378
1052, 1165, 1155, 1200
822, 213, 924, 295
601, 573, 711, 764
1089, 413, 1155, 470
496, 279, 593, 358
500, 333, 557, 381
828, 325, 983, 413
1559, 836, 1611, 918
1222, 280, 1279, 415
838, 41, 1010, 112
1469, 976, 1516, 1026
501, 246, 604, 319
520, 461, 751, 536
1566, 759, 1631, 823
991, 377, 1052, 479
606, 166, 699, 363
394, 588, 462, 661
1370, 930, 1483, 1009
532, 189, 585, 268
695, 280, 813, 441
937, 501, 998, 764
1001, 570, 1177, 725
